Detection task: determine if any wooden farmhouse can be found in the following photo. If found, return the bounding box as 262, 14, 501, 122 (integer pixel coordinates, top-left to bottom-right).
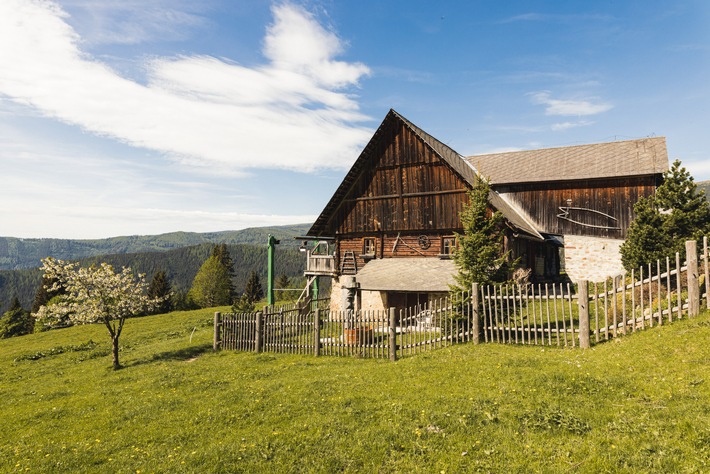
302, 109, 668, 314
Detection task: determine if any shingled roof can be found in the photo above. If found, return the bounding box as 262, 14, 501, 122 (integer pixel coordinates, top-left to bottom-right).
307, 109, 544, 240
466, 137, 668, 185
355, 258, 457, 292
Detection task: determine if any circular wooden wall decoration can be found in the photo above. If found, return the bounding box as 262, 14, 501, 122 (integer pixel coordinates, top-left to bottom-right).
418, 235, 431, 250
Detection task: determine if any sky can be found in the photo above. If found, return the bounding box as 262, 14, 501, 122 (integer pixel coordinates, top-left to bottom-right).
0, 0, 708, 239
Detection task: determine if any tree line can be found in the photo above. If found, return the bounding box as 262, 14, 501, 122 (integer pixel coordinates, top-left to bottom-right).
0, 242, 306, 314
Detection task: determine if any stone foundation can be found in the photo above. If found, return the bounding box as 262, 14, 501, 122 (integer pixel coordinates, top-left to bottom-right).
563, 235, 625, 282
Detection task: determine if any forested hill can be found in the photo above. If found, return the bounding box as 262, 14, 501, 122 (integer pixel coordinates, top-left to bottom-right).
0, 242, 306, 315
0, 224, 310, 270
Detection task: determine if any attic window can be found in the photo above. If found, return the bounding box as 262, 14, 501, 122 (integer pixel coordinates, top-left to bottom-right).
362, 237, 376, 257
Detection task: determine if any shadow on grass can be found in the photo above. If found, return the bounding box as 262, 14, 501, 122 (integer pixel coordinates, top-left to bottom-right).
127, 343, 213, 367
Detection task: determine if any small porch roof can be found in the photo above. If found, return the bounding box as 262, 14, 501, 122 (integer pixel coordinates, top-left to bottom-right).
355, 258, 457, 292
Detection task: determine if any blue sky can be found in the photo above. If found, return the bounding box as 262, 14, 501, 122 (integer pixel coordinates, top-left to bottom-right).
1, 0, 708, 239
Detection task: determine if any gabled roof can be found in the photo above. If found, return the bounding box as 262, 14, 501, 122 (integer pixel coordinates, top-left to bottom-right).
466, 137, 668, 185
307, 109, 544, 240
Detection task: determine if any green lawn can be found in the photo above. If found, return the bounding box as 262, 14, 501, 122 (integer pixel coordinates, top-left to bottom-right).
1, 307, 709, 473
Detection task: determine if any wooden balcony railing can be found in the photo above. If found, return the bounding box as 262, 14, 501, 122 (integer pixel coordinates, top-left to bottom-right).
305, 252, 336, 276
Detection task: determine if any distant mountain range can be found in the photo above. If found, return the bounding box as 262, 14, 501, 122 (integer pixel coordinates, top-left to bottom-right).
698, 180, 710, 198
0, 224, 311, 271
0, 224, 315, 315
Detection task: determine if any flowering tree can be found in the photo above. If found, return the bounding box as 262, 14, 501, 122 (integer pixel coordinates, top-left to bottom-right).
34, 257, 159, 370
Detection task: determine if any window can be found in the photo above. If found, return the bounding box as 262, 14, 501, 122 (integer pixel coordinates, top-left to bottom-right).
441, 236, 457, 256
362, 237, 376, 257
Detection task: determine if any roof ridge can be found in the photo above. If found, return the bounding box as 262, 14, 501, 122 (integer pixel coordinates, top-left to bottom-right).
467, 136, 666, 159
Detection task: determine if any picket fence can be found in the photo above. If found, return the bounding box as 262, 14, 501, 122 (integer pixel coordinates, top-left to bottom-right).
214, 293, 478, 360
214, 238, 709, 358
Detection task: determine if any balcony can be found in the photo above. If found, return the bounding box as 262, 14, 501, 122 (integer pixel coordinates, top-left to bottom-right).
305, 252, 337, 276
303, 240, 337, 276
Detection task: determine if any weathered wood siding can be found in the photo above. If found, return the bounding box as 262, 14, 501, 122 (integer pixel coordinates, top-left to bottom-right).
334, 122, 469, 235
496, 177, 658, 239
337, 233, 456, 271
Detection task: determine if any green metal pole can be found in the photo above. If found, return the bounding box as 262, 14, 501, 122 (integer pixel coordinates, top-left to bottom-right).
311, 276, 319, 310
267, 234, 279, 305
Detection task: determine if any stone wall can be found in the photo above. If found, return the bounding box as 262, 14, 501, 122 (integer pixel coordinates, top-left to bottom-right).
562, 235, 625, 282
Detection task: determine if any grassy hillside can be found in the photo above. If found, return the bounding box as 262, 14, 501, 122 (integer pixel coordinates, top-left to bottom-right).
1, 308, 708, 473
0, 223, 311, 270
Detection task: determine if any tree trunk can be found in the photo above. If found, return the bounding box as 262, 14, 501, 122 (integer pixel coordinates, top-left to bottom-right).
112, 335, 121, 370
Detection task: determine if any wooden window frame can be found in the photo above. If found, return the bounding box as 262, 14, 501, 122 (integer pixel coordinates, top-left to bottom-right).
440, 236, 457, 257
362, 237, 377, 257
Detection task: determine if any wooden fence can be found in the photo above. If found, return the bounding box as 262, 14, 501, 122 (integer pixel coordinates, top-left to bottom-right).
214, 292, 478, 360
479, 238, 708, 348
215, 238, 709, 358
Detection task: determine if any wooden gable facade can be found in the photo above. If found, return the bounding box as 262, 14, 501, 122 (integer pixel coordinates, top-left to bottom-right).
306, 109, 536, 277
326, 115, 469, 272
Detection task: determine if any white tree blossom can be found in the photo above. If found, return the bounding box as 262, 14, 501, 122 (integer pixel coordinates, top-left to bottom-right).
34, 257, 160, 369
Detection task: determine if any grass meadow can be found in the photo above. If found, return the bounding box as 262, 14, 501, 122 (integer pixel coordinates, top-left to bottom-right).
1, 306, 709, 473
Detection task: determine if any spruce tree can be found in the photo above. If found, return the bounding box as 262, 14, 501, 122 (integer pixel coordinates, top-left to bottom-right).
211, 244, 236, 302
147, 270, 173, 314
31, 275, 63, 314
451, 177, 508, 292
0, 296, 32, 338
243, 271, 264, 304
275, 274, 291, 300
621, 159, 710, 272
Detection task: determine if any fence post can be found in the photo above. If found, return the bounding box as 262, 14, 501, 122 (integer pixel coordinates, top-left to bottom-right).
577, 281, 590, 349
687, 240, 700, 317
471, 283, 480, 344
314, 308, 321, 357
255, 311, 263, 353
389, 307, 397, 362
213, 312, 221, 351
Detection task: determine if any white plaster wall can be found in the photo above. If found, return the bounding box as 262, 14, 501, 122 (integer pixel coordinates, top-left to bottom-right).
360, 290, 387, 312
563, 235, 625, 282
328, 277, 344, 313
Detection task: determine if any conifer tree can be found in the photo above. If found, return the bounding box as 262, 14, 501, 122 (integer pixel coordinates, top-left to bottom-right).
31, 275, 63, 314
243, 271, 264, 304
451, 177, 508, 292
148, 270, 173, 314
211, 244, 236, 302
0, 296, 32, 338
275, 274, 291, 300
621, 160, 710, 272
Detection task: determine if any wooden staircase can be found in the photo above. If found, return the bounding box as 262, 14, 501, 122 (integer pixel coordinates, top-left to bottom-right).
340, 250, 357, 275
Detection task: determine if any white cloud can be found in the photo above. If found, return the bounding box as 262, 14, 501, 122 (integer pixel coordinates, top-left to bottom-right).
685, 158, 710, 183
0, 0, 372, 174
0, 133, 314, 239
530, 91, 613, 117
551, 120, 594, 131
60, 0, 210, 45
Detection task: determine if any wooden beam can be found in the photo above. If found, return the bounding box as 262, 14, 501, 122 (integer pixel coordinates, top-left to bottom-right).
346, 188, 467, 203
